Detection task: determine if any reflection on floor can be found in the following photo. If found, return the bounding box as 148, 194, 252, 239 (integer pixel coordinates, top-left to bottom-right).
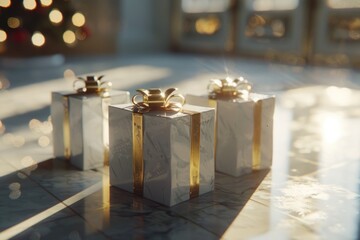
0, 55, 359, 239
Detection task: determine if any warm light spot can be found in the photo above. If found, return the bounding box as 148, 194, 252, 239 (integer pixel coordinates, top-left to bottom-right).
72, 12, 85, 27
0, 30, 7, 42
40, 0, 52, 6
0, 0, 11, 8
21, 156, 35, 168
8, 17, 21, 29
29, 118, 41, 131
63, 30, 76, 45
64, 69, 76, 79
49, 9, 63, 24
9, 190, 21, 200
8, 182, 20, 191
2, 133, 25, 147
195, 16, 220, 35
13, 135, 25, 147
31, 32, 45, 47
38, 136, 50, 147
271, 20, 285, 37
23, 0, 37, 10
2, 133, 13, 145
40, 121, 52, 134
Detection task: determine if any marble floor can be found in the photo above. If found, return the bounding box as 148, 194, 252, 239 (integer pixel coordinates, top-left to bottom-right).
0, 54, 360, 239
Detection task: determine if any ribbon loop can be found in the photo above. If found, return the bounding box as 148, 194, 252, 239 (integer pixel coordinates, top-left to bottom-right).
208, 77, 252, 100
73, 75, 111, 95
132, 88, 185, 112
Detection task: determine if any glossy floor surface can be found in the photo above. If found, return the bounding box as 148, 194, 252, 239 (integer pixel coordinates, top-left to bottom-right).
1, 54, 360, 239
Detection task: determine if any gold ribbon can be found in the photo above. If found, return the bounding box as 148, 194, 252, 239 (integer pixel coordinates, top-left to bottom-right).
132, 88, 185, 112
131, 88, 201, 199
189, 112, 201, 199
73, 75, 112, 97
62, 96, 71, 160
132, 112, 144, 195
207, 77, 252, 100
253, 100, 262, 170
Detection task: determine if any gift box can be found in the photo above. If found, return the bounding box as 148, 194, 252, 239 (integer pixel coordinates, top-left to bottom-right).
109, 88, 215, 206
186, 78, 275, 177
51, 76, 130, 170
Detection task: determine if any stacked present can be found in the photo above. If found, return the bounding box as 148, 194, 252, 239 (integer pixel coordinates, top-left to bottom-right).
51, 75, 275, 206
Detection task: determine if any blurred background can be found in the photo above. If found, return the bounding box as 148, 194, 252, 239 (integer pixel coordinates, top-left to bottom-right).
0, 0, 359, 67
1, 1, 360, 239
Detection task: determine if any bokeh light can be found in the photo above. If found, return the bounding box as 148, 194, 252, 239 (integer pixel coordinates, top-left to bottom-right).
13, 135, 25, 147
0, 29, 7, 42
29, 118, 41, 130
2, 133, 25, 147
49, 8, 63, 24
40, 0, 52, 7
23, 0, 37, 10
72, 12, 85, 27
64, 69, 76, 79
271, 20, 285, 37
31, 32, 45, 47
195, 16, 220, 35
8, 17, 21, 29
8, 182, 20, 191
38, 135, 50, 147
40, 121, 52, 134
63, 30, 76, 45
0, 0, 11, 8
21, 156, 35, 168
9, 190, 21, 200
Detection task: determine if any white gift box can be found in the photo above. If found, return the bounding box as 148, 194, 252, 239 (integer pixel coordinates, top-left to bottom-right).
109, 104, 215, 206
51, 90, 130, 170
186, 93, 275, 177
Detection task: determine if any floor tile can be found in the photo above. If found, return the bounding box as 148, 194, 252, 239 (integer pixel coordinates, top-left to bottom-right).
0, 171, 70, 232
10, 214, 108, 240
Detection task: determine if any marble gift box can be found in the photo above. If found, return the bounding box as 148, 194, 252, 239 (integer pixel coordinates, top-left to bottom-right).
51, 90, 130, 170
186, 93, 275, 177
109, 103, 215, 206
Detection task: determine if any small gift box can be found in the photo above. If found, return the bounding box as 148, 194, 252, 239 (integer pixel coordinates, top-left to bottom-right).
109, 88, 215, 206
186, 77, 275, 177
51, 75, 130, 170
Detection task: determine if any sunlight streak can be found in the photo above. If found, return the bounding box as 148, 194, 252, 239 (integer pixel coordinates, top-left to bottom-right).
0, 181, 103, 239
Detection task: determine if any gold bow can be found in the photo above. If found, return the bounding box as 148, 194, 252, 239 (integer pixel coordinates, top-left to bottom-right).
73, 75, 112, 96
132, 88, 185, 111
208, 77, 252, 100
